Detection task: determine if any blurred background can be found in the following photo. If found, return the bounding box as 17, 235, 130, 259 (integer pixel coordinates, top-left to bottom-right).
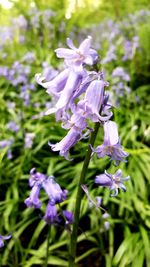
0, 0, 150, 266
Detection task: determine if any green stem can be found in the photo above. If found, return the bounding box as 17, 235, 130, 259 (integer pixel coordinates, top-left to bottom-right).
45, 225, 51, 267
68, 121, 100, 267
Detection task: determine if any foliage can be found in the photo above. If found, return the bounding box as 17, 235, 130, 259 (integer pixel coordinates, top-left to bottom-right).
0, 0, 150, 266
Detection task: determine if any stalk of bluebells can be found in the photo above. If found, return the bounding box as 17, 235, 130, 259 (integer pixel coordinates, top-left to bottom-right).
35, 37, 130, 266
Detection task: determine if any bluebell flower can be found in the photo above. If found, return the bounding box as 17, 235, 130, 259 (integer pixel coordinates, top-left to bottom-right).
49, 127, 82, 160
0, 139, 13, 149
78, 79, 112, 122
0, 234, 11, 248
25, 168, 47, 208
29, 168, 47, 187
55, 36, 98, 71
24, 184, 42, 209
63, 211, 74, 226
43, 201, 58, 224
42, 176, 68, 205
7, 121, 20, 132
112, 67, 130, 81
24, 133, 35, 148
35, 69, 70, 97
95, 169, 130, 197
92, 121, 128, 164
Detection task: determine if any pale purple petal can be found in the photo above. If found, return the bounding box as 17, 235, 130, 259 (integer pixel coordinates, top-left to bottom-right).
104, 121, 119, 146
95, 174, 113, 187
55, 48, 77, 59
24, 185, 42, 209
66, 38, 76, 50
43, 202, 58, 224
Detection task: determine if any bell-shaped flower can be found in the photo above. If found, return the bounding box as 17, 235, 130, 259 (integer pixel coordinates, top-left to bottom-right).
63, 210, 74, 226
78, 80, 112, 122
42, 176, 67, 205
55, 36, 98, 71
29, 168, 47, 187
62, 108, 87, 131
0, 234, 11, 248
112, 67, 130, 81
49, 127, 81, 160
43, 201, 58, 224
92, 121, 128, 164
24, 184, 42, 209
35, 68, 70, 97
95, 169, 130, 197
45, 70, 83, 118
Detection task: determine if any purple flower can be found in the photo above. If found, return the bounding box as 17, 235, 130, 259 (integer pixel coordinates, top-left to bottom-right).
35, 69, 70, 97
95, 169, 130, 197
42, 62, 58, 82
25, 168, 47, 208
43, 70, 85, 119
0, 234, 11, 248
24, 133, 35, 148
43, 201, 58, 224
0, 139, 13, 148
101, 44, 117, 64
49, 127, 81, 160
55, 36, 98, 71
22, 52, 35, 63
7, 121, 20, 132
7, 149, 13, 159
42, 176, 68, 205
54, 70, 83, 111
63, 210, 74, 225
24, 185, 42, 208
112, 67, 130, 81
78, 79, 112, 122
29, 168, 46, 187
25, 168, 67, 214
92, 121, 128, 164
62, 109, 87, 131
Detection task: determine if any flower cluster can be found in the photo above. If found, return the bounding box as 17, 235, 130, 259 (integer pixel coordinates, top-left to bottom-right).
25, 168, 73, 226
36, 36, 112, 160
36, 36, 130, 197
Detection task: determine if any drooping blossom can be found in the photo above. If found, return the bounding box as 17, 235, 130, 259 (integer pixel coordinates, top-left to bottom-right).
0, 139, 14, 149
35, 68, 70, 97
78, 79, 112, 122
112, 67, 130, 81
25, 168, 46, 208
49, 127, 82, 160
42, 176, 68, 205
25, 184, 42, 209
29, 168, 47, 187
92, 121, 128, 164
95, 169, 130, 197
0, 234, 11, 248
43, 201, 59, 224
25, 169, 69, 225
24, 133, 35, 148
63, 210, 74, 226
7, 121, 20, 132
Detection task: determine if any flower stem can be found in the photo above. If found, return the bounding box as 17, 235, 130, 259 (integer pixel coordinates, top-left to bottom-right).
45, 225, 51, 267
68, 122, 100, 267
